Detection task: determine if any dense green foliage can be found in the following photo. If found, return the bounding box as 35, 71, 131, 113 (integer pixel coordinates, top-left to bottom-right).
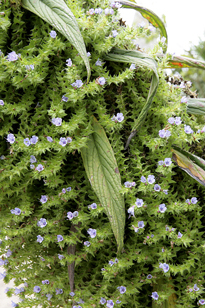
1, 1, 205, 307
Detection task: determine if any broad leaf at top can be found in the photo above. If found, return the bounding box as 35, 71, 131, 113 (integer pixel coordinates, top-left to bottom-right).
21, 0, 91, 81
187, 98, 205, 116
103, 48, 159, 149
171, 145, 205, 186
116, 0, 168, 52
81, 117, 125, 252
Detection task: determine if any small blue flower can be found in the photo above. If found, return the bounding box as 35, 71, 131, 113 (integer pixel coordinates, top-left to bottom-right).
98, 77, 106, 85
109, 260, 114, 266
95, 8, 103, 14
178, 232, 183, 238
147, 175, 155, 184
140, 176, 146, 183
46, 293, 52, 300
11, 301, 18, 307
67, 137, 72, 143
62, 95, 68, 102
106, 299, 114, 307
71, 80, 83, 88
87, 52, 91, 57
73, 210, 79, 217
159, 203, 167, 213
66, 187, 72, 192
7, 133, 15, 144
33, 286, 41, 293
70, 292, 75, 297
47, 136, 53, 142
0, 100, 4, 106
159, 262, 169, 273
50, 30, 57, 38
66, 58, 72, 67
58, 254, 64, 260
35, 164, 44, 172
199, 299, 205, 305
112, 30, 118, 37
151, 291, 159, 300
184, 125, 193, 134
175, 117, 182, 125
163, 190, 168, 194
40, 195, 48, 204
168, 117, 175, 124
67, 212, 73, 220
87, 228, 97, 238
147, 274, 152, 279
37, 218, 47, 228
191, 197, 198, 204
116, 113, 124, 122
62, 188, 66, 193
24, 138, 30, 146
52, 117, 62, 126
42, 280, 49, 285
194, 284, 199, 291
138, 221, 144, 228
130, 63, 136, 70
164, 158, 172, 166
7, 51, 18, 61
158, 160, 164, 166
57, 235, 64, 242
10, 207, 21, 215
59, 137, 67, 146
117, 286, 126, 294
88, 203, 97, 209
116, 300, 121, 304
105, 8, 114, 15
95, 59, 102, 66
100, 297, 106, 304
6, 249, 12, 257
154, 184, 161, 192
84, 241, 90, 247
0, 272, 6, 279
30, 155, 37, 163
135, 198, 144, 208
56, 288, 63, 294
127, 206, 135, 218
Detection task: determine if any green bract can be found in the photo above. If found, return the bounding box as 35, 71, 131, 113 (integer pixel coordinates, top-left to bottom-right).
1, 0, 205, 307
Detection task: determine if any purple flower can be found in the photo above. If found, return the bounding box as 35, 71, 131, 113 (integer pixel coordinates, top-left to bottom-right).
0, 100, 4, 106
191, 197, 198, 204
11, 301, 18, 307
181, 96, 187, 103
87, 228, 97, 238
66, 58, 72, 67
163, 190, 168, 195
58, 254, 64, 260
140, 176, 146, 183
184, 125, 193, 134
95, 59, 102, 66
84, 241, 90, 247
47, 136, 53, 142
168, 117, 175, 124
194, 284, 199, 291
30, 155, 37, 163
135, 198, 144, 208
0, 272, 6, 279
57, 235, 64, 242
147, 175, 155, 184
40, 195, 48, 204
95, 8, 103, 14
111, 115, 117, 121
186, 199, 190, 204
62, 95, 68, 102
124, 181, 132, 188
87, 52, 91, 57
67, 212, 73, 220
98, 77, 106, 85
6, 249, 12, 257
130, 63, 136, 70
59, 137, 67, 146
56, 288, 63, 294
50, 30, 57, 38
158, 160, 164, 166
46, 293, 52, 300
106, 300, 114, 307
52, 117, 62, 126
178, 232, 183, 238
30, 135, 38, 144
138, 221, 144, 228
164, 158, 172, 166
175, 117, 182, 125
0, 259, 5, 266
35, 164, 44, 172
117, 286, 126, 294
112, 30, 118, 37
88, 203, 97, 209
73, 211, 78, 217
7, 51, 18, 61
33, 286, 41, 293
151, 291, 159, 300
100, 297, 106, 304
159, 263, 169, 273
159, 129, 171, 138
24, 138, 30, 146
42, 280, 49, 285
199, 299, 205, 305
71, 80, 83, 88
62, 188, 66, 193
37, 218, 47, 228
88, 8, 95, 15
159, 203, 167, 213
151, 234, 154, 238
154, 184, 161, 192
127, 206, 135, 218
10, 207, 21, 215
70, 292, 75, 297
7, 133, 15, 144
67, 137, 72, 143
105, 8, 114, 15
110, 2, 122, 8
116, 113, 124, 122
147, 274, 152, 279
116, 300, 121, 304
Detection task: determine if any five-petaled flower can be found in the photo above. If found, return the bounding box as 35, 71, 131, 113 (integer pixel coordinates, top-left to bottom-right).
87, 228, 97, 238
159, 203, 167, 213
71, 80, 83, 88
37, 235, 44, 243
50, 30, 57, 38
40, 195, 48, 204
135, 198, 144, 208
33, 286, 41, 293
7, 133, 15, 144
117, 286, 126, 294
35, 164, 44, 172
56, 288, 63, 294
151, 291, 159, 300
57, 235, 64, 242
10, 207, 21, 215
0, 100, 4, 106
7, 51, 19, 61
159, 262, 169, 273
37, 218, 47, 228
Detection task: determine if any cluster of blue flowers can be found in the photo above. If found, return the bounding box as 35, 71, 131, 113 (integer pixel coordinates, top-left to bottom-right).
67, 211, 78, 220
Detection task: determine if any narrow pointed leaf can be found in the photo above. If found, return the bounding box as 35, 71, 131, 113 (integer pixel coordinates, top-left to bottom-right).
103, 48, 159, 149
164, 54, 205, 70
116, 0, 167, 52
187, 98, 205, 115
81, 117, 125, 252
171, 145, 205, 186
21, 0, 90, 81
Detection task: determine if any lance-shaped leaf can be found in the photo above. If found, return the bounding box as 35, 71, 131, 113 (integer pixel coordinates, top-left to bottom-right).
21, 0, 90, 81
171, 145, 205, 186
187, 98, 205, 115
103, 48, 159, 149
81, 117, 125, 252
115, 0, 167, 52
164, 54, 205, 70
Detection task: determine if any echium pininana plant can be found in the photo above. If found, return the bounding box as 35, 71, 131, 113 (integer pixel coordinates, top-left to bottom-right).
1, 0, 205, 307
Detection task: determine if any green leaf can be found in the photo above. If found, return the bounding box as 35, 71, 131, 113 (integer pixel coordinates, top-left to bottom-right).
21, 0, 91, 81
187, 98, 205, 115
81, 116, 125, 252
103, 48, 159, 149
164, 54, 205, 70
171, 145, 205, 186
117, 0, 168, 52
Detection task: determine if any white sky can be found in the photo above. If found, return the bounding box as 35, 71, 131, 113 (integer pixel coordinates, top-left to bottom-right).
120, 0, 205, 55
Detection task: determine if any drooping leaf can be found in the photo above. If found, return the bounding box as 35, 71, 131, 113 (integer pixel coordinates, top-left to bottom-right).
187, 98, 205, 115
103, 48, 159, 149
165, 54, 205, 70
81, 116, 125, 252
21, 0, 91, 81
117, 0, 168, 52
171, 145, 205, 186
